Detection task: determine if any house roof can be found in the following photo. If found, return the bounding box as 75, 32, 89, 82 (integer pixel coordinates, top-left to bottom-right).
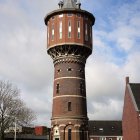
129, 83, 140, 111
88, 120, 122, 136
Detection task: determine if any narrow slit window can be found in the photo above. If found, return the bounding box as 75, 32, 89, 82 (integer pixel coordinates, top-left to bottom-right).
56, 83, 60, 94
68, 129, 71, 140
52, 24, 54, 40
85, 23, 88, 41
59, 21, 62, 39
68, 20, 71, 38
80, 83, 84, 94
68, 102, 72, 111
77, 21, 80, 39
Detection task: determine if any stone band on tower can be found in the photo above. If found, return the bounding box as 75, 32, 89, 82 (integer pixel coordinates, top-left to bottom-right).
44, 0, 95, 140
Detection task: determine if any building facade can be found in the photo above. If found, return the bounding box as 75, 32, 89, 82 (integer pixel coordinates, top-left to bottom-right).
89, 121, 123, 140
44, 0, 95, 140
122, 77, 140, 140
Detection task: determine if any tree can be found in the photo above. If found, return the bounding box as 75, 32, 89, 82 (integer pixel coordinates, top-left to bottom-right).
0, 80, 36, 140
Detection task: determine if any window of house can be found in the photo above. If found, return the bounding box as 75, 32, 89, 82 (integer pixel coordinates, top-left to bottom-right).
99, 137, 106, 140
117, 137, 122, 140
77, 21, 80, 39
59, 21, 62, 39
56, 83, 60, 94
85, 23, 88, 41
68, 129, 71, 140
68, 102, 72, 111
68, 20, 71, 38
99, 128, 104, 132
52, 24, 54, 40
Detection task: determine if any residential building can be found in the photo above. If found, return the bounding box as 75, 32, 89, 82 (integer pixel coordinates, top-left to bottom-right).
89, 121, 122, 140
122, 77, 140, 140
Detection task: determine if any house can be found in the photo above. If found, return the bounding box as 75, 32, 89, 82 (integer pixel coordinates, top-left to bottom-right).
122, 77, 140, 140
89, 120, 122, 140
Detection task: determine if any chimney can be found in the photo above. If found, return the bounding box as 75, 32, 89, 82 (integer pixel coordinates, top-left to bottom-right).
126, 76, 129, 84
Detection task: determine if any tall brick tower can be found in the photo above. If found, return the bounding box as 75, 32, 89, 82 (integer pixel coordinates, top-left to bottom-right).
44, 0, 95, 140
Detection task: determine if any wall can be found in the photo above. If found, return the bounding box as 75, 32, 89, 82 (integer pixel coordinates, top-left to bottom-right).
122, 85, 140, 140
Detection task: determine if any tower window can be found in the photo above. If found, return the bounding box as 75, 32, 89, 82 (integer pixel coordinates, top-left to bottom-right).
68, 129, 71, 140
68, 102, 72, 111
76, 13, 81, 17
67, 67, 72, 72
67, 13, 72, 17
59, 14, 63, 18
52, 24, 54, 40
77, 21, 80, 39
79, 68, 84, 73
59, 21, 62, 39
57, 69, 61, 73
56, 83, 60, 94
80, 83, 84, 94
68, 20, 71, 38
85, 24, 88, 41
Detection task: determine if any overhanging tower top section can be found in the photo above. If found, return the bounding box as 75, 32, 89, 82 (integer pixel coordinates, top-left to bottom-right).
44, 0, 95, 26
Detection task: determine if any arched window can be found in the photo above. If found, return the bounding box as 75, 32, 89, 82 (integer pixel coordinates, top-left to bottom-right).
68, 129, 71, 140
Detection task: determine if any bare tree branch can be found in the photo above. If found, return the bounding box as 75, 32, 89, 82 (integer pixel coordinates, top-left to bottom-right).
0, 80, 36, 140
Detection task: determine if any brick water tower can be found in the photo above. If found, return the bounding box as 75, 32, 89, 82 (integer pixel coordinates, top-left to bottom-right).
44, 0, 95, 140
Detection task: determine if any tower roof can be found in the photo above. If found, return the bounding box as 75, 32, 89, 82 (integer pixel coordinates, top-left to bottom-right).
129, 83, 140, 111
58, 0, 81, 9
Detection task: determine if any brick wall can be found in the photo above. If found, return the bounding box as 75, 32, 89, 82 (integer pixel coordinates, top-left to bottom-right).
122, 84, 140, 140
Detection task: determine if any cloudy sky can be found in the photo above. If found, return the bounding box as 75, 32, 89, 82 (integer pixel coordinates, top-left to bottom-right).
0, 0, 140, 126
